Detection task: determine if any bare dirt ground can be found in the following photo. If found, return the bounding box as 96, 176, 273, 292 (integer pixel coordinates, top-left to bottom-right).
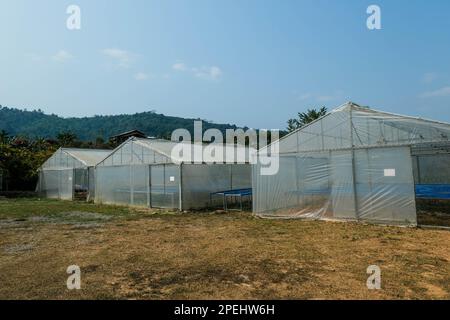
0, 199, 449, 300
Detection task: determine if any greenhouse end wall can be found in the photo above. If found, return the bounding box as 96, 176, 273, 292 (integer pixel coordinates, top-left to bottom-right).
253, 146, 417, 226
38, 167, 97, 201
38, 169, 74, 200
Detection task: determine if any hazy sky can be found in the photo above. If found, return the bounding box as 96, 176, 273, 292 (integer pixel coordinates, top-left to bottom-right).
1, 0, 450, 129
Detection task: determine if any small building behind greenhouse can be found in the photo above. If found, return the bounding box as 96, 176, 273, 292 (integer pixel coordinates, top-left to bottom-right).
253, 102, 450, 227
37, 148, 112, 201
94, 138, 253, 210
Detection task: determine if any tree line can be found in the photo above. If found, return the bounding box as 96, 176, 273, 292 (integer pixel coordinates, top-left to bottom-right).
0, 106, 239, 141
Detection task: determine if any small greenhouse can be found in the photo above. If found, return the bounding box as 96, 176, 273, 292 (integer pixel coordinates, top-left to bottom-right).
253, 102, 450, 226
37, 148, 112, 200
94, 138, 252, 210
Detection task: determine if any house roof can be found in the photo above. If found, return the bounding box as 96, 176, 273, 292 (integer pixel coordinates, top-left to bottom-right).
110, 129, 147, 139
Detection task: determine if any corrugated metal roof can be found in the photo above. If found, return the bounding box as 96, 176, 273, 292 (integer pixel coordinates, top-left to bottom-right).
62, 148, 112, 167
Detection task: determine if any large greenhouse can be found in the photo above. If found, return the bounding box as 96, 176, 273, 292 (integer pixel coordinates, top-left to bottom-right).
94, 138, 252, 210
37, 148, 112, 201
253, 102, 450, 226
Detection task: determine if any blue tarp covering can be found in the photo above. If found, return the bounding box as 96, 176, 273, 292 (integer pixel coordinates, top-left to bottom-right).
416, 184, 450, 199
212, 188, 252, 197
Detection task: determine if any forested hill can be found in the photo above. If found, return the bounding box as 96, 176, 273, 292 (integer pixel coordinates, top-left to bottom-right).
0, 106, 242, 141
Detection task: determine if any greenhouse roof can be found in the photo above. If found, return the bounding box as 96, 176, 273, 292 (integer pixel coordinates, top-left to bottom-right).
263, 102, 450, 154
41, 148, 112, 170
61, 148, 112, 166
97, 137, 255, 166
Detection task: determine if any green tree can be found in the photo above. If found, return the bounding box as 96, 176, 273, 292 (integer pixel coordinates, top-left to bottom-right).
95, 136, 105, 146
0, 130, 9, 144
56, 131, 77, 147
287, 106, 327, 132
0, 140, 56, 190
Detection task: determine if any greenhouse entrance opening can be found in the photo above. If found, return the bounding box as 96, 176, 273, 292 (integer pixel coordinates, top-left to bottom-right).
413, 142, 450, 228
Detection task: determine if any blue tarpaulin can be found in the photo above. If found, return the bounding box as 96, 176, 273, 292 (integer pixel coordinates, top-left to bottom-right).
210, 188, 252, 211
211, 188, 252, 197
416, 184, 450, 199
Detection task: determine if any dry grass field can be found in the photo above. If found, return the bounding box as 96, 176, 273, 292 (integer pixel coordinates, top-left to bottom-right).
0, 198, 449, 300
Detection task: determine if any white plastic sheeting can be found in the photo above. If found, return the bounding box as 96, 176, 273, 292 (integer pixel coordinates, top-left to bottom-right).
88, 167, 96, 201
95, 138, 252, 210
253, 146, 417, 225
264, 102, 450, 155
37, 148, 111, 200
95, 164, 179, 208
355, 147, 416, 223
97, 138, 254, 166
96, 165, 134, 206
95, 163, 251, 210
253, 102, 450, 226
150, 164, 180, 208
181, 164, 252, 209
41, 148, 110, 169
38, 169, 74, 200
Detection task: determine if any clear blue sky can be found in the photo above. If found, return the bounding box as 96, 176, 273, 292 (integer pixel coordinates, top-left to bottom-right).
1, 0, 450, 129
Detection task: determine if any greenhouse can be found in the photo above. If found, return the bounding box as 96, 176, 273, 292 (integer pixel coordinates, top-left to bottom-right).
94, 138, 252, 210
252, 102, 450, 226
37, 148, 112, 201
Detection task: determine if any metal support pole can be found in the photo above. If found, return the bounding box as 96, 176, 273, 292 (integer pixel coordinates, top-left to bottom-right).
350, 107, 359, 220
149, 165, 152, 208
130, 165, 134, 206
147, 165, 150, 208
179, 163, 183, 211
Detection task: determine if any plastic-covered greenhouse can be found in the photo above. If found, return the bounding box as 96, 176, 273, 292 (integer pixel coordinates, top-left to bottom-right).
95, 138, 252, 210
37, 148, 111, 200
253, 102, 450, 226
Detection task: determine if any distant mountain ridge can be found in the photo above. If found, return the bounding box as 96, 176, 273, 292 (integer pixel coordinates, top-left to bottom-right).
0, 106, 243, 141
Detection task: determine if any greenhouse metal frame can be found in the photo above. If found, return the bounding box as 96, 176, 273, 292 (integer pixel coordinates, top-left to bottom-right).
37, 148, 112, 200
253, 102, 450, 226
94, 138, 252, 210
